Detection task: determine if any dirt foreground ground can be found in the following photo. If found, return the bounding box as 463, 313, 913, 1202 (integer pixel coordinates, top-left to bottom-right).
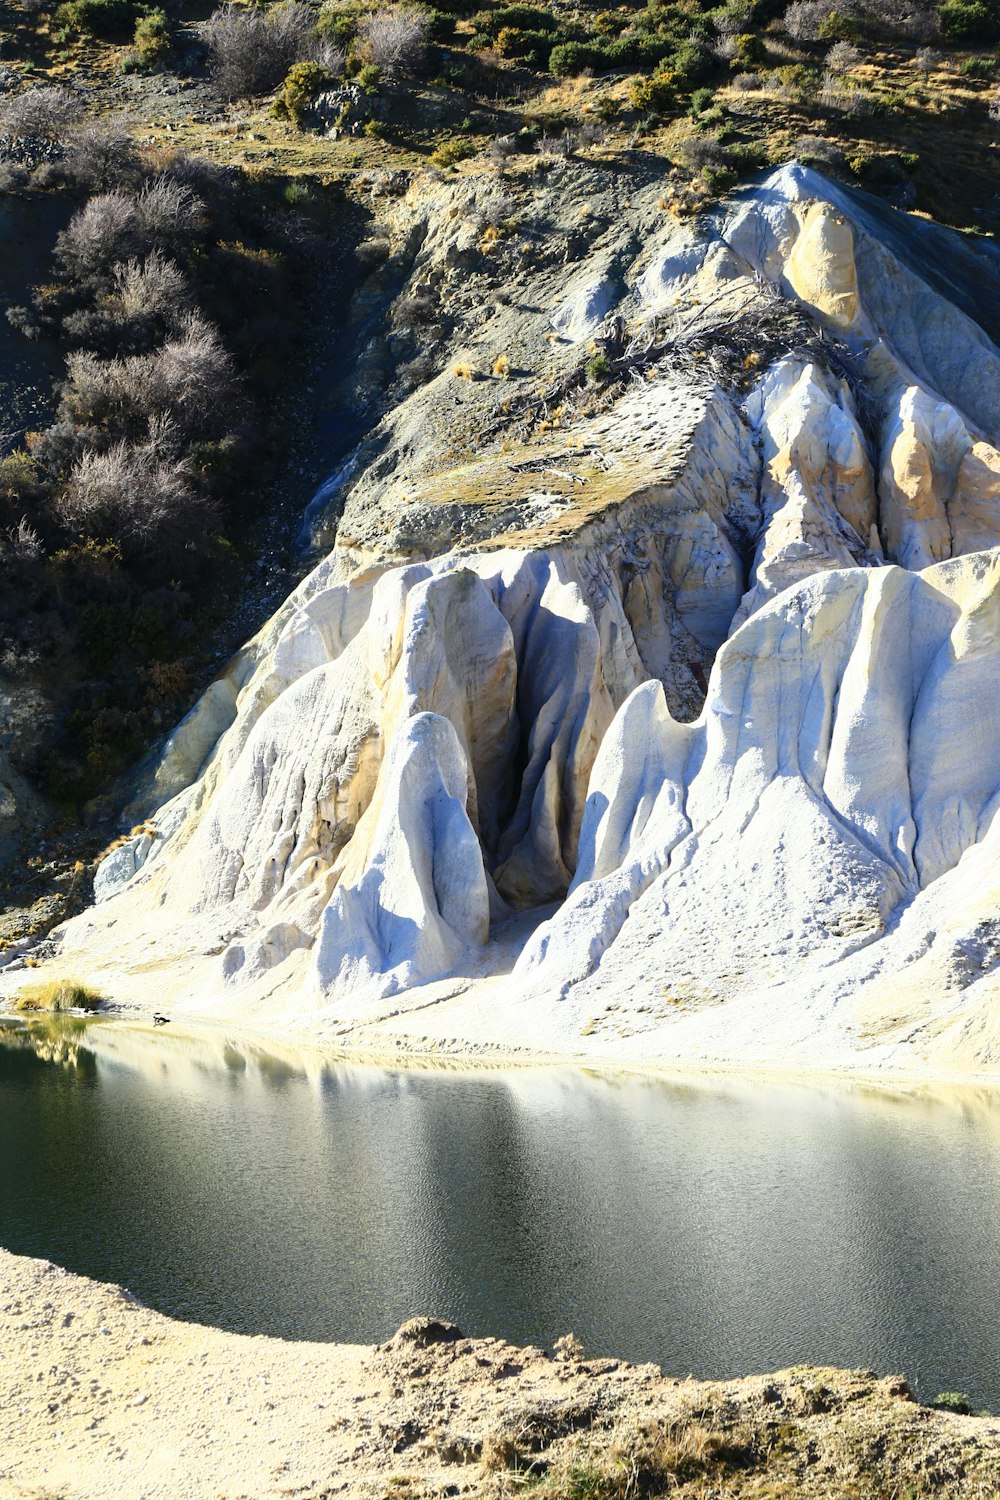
4, 1251, 1000, 1500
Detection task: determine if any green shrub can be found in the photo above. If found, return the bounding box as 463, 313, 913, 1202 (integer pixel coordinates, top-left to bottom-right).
630, 68, 676, 112
419, 6, 456, 41
702, 162, 737, 192
356, 60, 382, 92
496, 24, 553, 62
513, 28, 556, 63
933, 1392, 972, 1415
817, 9, 859, 40
429, 136, 477, 166
77, 599, 170, 663
689, 85, 715, 115
283, 179, 313, 204
133, 7, 171, 66
774, 61, 817, 98
939, 1, 1000, 42
317, 4, 357, 45
273, 60, 329, 127
53, 0, 139, 37
670, 37, 715, 88
594, 8, 622, 33
726, 138, 770, 171
603, 31, 675, 66
473, 2, 556, 33
959, 53, 998, 76
549, 40, 600, 75
586, 352, 611, 382
729, 30, 765, 67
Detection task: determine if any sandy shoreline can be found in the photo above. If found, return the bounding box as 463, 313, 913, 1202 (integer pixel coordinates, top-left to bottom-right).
8, 999, 1000, 1101
5, 1248, 1000, 1500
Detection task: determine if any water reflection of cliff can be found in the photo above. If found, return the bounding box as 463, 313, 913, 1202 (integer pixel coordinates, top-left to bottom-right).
6, 1017, 1000, 1408
0, 1017, 97, 1079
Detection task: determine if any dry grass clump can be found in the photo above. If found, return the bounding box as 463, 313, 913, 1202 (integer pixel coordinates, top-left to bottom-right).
14, 978, 105, 1013
478, 1371, 1000, 1500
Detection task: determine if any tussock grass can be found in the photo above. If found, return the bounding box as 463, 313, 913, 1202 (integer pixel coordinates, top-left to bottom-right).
14, 978, 105, 1013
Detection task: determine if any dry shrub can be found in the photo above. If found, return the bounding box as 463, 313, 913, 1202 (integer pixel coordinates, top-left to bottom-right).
14, 978, 104, 1011
204, 0, 315, 100
399, 351, 437, 388
825, 39, 862, 70
65, 120, 142, 190
0, 161, 30, 190
54, 191, 141, 280
1, 517, 43, 562
356, 235, 392, 267
54, 179, 206, 283
113, 253, 191, 325
792, 133, 847, 167
59, 315, 237, 445
356, 6, 428, 77
62, 252, 192, 353
676, 131, 729, 170
786, 0, 938, 41
392, 292, 437, 325
135, 177, 206, 251
714, 0, 756, 33
60, 439, 216, 560
782, 0, 830, 39
0, 85, 82, 144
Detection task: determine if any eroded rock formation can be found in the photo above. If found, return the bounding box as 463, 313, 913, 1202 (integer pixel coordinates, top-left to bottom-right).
28, 164, 1000, 1075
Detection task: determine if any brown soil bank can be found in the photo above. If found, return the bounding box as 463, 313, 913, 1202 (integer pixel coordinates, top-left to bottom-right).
2, 1252, 1000, 1500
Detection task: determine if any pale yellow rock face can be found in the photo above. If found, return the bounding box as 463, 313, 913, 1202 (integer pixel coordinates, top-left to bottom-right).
734, 358, 878, 625
878, 387, 972, 568
951, 441, 1000, 556
784, 202, 861, 331
25, 164, 1000, 1079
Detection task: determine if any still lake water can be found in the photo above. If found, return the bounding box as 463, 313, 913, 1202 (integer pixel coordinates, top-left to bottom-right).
4, 1017, 1000, 1408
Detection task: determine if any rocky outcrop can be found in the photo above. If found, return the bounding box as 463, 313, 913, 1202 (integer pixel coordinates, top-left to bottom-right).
23, 164, 1000, 1077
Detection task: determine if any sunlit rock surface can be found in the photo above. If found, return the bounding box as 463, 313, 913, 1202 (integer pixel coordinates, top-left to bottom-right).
31, 164, 1000, 1076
